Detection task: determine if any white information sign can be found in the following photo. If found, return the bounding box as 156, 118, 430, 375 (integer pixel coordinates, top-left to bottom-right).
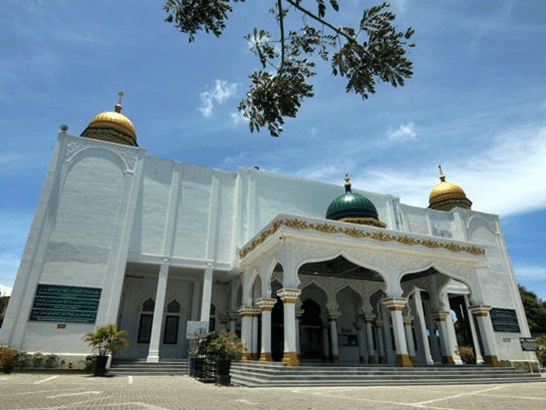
186, 321, 209, 340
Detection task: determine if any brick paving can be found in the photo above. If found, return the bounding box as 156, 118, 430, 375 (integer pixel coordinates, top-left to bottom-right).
0, 373, 545, 410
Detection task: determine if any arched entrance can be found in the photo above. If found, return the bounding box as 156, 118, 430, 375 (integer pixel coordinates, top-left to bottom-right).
300, 298, 324, 360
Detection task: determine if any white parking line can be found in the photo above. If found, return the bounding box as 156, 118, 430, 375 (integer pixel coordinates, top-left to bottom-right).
47, 391, 101, 399
34, 375, 59, 384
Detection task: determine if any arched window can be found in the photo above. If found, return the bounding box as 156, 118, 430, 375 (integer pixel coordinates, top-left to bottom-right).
163, 300, 181, 345
137, 298, 155, 343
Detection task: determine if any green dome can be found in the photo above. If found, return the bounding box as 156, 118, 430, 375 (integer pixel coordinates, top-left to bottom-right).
326, 191, 379, 220
326, 173, 386, 228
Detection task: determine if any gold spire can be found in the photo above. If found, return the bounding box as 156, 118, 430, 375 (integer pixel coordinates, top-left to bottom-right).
344, 171, 352, 192
114, 91, 124, 113
438, 163, 446, 182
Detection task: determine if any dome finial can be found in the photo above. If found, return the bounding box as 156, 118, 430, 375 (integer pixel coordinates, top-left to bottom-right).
344, 171, 352, 193
115, 91, 124, 113
438, 163, 446, 182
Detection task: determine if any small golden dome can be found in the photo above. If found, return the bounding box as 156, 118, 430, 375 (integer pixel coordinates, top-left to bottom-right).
428, 165, 472, 211
80, 91, 137, 147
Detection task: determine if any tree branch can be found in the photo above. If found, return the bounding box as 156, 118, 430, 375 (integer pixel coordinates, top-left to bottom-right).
277, 0, 285, 66
285, 0, 354, 41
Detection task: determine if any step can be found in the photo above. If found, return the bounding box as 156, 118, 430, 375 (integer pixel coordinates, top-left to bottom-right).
229, 362, 545, 387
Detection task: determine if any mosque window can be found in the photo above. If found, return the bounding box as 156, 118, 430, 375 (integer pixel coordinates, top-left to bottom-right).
137, 298, 155, 343
163, 299, 181, 344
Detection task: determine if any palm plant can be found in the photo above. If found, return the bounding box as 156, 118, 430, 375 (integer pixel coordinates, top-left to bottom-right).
83, 324, 129, 357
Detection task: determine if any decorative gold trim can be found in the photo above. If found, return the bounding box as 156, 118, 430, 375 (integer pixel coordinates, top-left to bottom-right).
442, 355, 455, 365
239, 218, 485, 259
368, 355, 376, 364
396, 354, 413, 367
282, 352, 300, 367
483, 355, 502, 367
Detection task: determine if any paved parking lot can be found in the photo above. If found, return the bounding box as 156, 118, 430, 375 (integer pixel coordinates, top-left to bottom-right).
0, 373, 545, 410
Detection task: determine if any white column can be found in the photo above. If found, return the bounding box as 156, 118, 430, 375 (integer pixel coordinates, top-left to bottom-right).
295, 308, 304, 360
434, 311, 455, 364
257, 298, 276, 361
412, 290, 434, 365
375, 320, 386, 364
445, 310, 463, 365
356, 318, 366, 364
251, 309, 260, 360
327, 311, 341, 363
364, 315, 376, 364
404, 316, 416, 363
470, 305, 501, 367
238, 306, 254, 361
200, 264, 214, 322
278, 288, 301, 366
382, 298, 412, 367
147, 262, 169, 363
229, 312, 238, 334
465, 295, 483, 364
323, 326, 330, 361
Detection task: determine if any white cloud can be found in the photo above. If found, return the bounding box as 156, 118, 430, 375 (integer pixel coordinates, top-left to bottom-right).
230, 110, 248, 125
514, 265, 546, 280
387, 122, 417, 143
346, 124, 546, 216
198, 80, 238, 118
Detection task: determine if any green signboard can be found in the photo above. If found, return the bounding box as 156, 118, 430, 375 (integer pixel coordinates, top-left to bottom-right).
29, 284, 102, 324
490, 308, 520, 333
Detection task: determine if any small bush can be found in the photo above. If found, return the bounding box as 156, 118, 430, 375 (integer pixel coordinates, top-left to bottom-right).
13, 351, 31, 368
0, 346, 15, 373
44, 354, 59, 368
31, 352, 45, 367
455, 345, 475, 364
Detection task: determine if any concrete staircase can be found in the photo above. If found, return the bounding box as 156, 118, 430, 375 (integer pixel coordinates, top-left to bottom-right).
230, 361, 545, 387
109, 359, 189, 376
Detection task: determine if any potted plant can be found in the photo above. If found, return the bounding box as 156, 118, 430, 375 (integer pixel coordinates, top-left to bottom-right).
191, 330, 245, 385
83, 324, 129, 376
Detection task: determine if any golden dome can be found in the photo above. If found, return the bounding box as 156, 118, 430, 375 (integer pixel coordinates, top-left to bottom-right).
80, 92, 137, 147
428, 165, 472, 211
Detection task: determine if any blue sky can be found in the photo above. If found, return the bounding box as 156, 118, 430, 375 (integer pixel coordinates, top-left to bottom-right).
1, 1, 545, 299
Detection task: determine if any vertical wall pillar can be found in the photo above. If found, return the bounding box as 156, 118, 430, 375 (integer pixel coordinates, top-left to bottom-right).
238, 306, 254, 361
256, 298, 276, 361
199, 264, 214, 322
250, 310, 260, 360
295, 308, 304, 361
464, 296, 483, 364
327, 311, 341, 363
434, 311, 455, 365
403, 316, 417, 364
364, 315, 376, 364
356, 318, 366, 364
412, 290, 434, 365
229, 312, 238, 334
382, 298, 412, 367
470, 305, 501, 367
277, 288, 301, 366
323, 326, 330, 361
147, 261, 169, 363
375, 320, 386, 364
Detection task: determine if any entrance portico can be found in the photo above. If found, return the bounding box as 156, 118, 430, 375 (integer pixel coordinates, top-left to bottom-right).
238, 213, 492, 367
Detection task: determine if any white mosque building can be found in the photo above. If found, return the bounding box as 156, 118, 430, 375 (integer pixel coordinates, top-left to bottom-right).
0, 95, 537, 368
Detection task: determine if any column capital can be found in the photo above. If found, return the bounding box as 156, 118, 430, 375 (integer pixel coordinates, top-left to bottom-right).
256, 298, 277, 311
238, 306, 261, 317
433, 310, 450, 322
228, 311, 239, 321
361, 313, 375, 323
469, 305, 491, 317
403, 316, 414, 326
277, 288, 301, 303
295, 308, 305, 319
218, 314, 230, 323
327, 311, 341, 321
382, 297, 408, 311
